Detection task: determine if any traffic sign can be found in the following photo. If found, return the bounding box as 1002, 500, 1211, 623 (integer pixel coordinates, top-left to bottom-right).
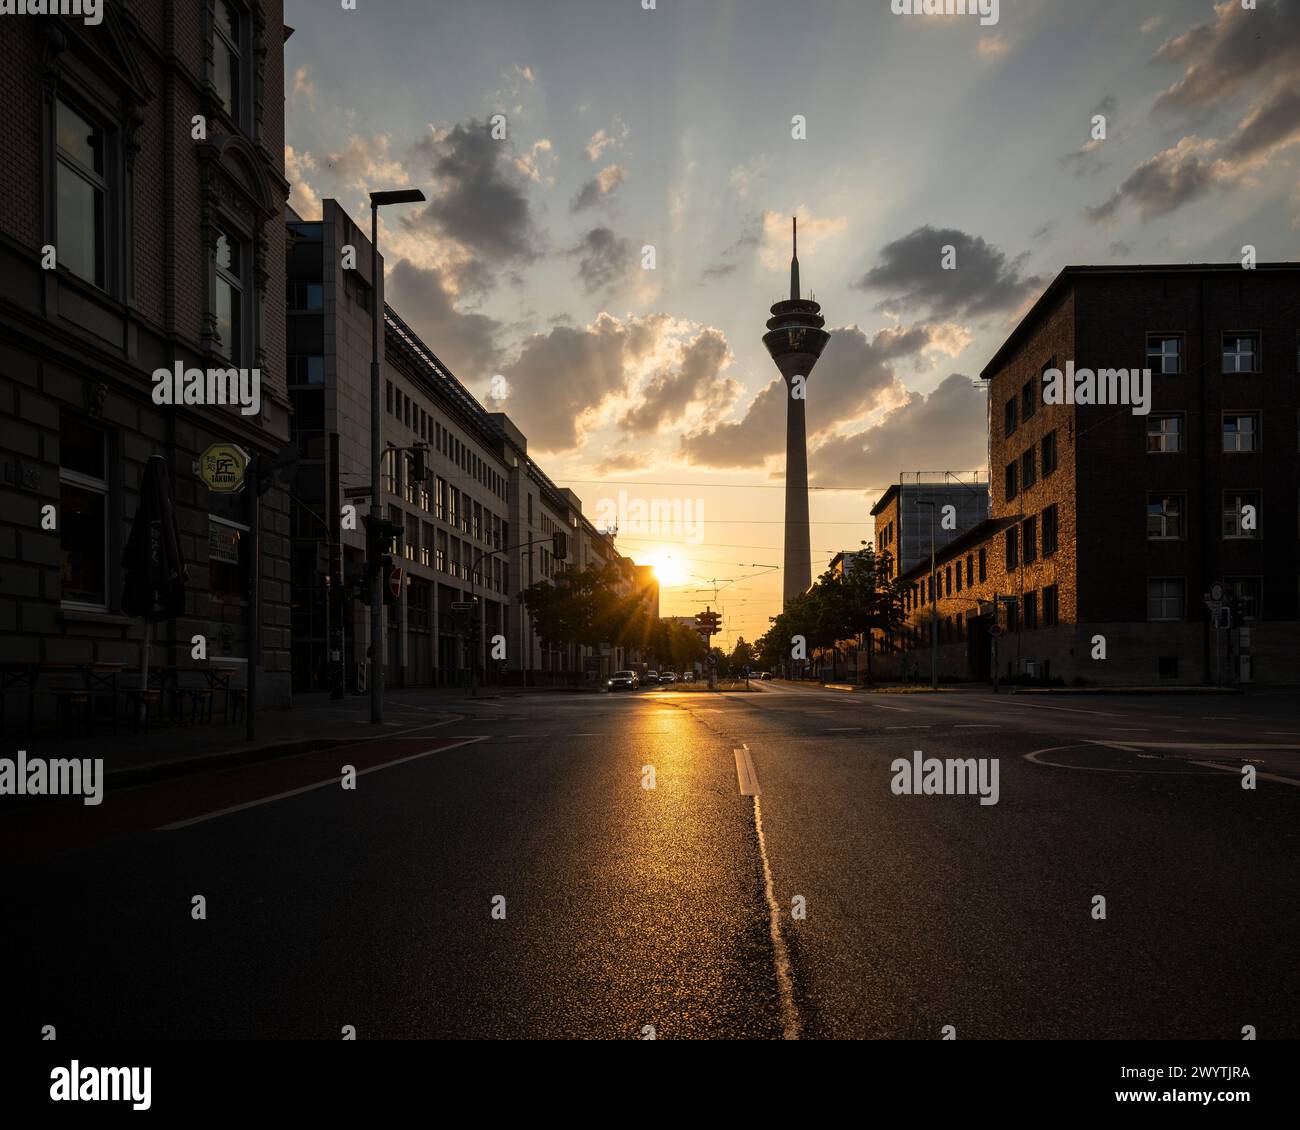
451, 600, 476, 611
389, 567, 403, 598
198, 443, 249, 493
1209, 582, 1225, 602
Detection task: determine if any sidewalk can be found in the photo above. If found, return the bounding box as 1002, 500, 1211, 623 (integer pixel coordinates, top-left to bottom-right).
4, 692, 466, 786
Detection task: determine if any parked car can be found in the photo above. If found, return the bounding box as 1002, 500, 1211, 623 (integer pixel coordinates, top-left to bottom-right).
642, 670, 660, 685
759, 671, 772, 680
660, 671, 677, 685
607, 670, 639, 691
681, 671, 695, 683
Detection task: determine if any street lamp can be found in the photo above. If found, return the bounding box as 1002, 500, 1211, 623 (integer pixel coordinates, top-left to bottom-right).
914, 499, 938, 691
368, 188, 425, 724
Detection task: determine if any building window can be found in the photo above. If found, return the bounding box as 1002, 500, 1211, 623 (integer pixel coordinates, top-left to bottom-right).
448, 487, 459, 531
1146, 414, 1182, 454
59, 415, 110, 608
1021, 448, 1036, 490
1022, 515, 1037, 562
1226, 577, 1261, 621
1004, 397, 1017, 437
213, 0, 245, 124
1022, 375, 1038, 421
421, 522, 433, 567
1222, 490, 1261, 539
403, 455, 416, 504
386, 381, 393, 415
287, 282, 323, 310
382, 449, 397, 495
1147, 493, 1185, 540
1005, 461, 1017, 502
55, 98, 107, 289
214, 226, 247, 363
1006, 526, 1018, 570
1041, 429, 1057, 476
435, 477, 446, 521
1042, 584, 1059, 626
1042, 504, 1058, 556
955, 561, 962, 592
945, 564, 952, 596
287, 355, 324, 385
1223, 333, 1259, 374
405, 513, 419, 562
436, 529, 448, 572
1146, 334, 1183, 375
1147, 578, 1185, 621
1024, 591, 1038, 630
1006, 602, 1019, 633
978, 548, 987, 583
966, 554, 973, 587
1223, 412, 1259, 453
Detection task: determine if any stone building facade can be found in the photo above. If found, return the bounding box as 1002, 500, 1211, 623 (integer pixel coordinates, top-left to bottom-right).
0, 1, 292, 714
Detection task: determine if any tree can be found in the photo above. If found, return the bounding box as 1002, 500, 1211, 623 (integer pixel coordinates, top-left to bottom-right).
728, 637, 756, 674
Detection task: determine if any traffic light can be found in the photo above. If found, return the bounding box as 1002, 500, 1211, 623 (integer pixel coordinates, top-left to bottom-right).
552, 530, 567, 560
411, 445, 428, 483
363, 515, 404, 571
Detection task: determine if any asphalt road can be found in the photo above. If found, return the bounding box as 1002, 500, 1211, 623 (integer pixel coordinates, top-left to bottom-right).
5, 683, 1299, 1039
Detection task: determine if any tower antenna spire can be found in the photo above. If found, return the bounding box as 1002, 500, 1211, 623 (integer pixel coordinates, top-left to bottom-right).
790, 216, 800, 301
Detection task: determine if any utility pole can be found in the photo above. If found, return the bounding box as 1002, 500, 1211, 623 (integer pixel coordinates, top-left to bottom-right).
915, 499, 938, 691
367, 188, 425, 724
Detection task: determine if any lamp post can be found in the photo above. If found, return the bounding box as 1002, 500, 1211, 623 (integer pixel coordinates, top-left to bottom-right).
368, 188, 425, 724
914, 499, 938, 691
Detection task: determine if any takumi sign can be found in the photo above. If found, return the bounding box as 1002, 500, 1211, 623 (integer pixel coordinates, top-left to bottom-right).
198, 443, 249, 493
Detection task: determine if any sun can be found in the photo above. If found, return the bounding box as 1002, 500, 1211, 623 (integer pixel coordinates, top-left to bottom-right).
651, 554, 688, 588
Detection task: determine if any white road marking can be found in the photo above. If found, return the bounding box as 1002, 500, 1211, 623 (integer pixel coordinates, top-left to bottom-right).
986, 698, 1118, 717
867, 703, 911, 712
160, 736, 489, 830
732, 744, 800, 1040
734, 744, 761, 796
955, 724, 998, 728
1188, 761, 1300, 789
826, 727, 861, 732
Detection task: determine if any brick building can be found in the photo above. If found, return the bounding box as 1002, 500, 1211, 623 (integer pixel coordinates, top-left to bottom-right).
0, 1, 293, 714
874, 264, 1300, 686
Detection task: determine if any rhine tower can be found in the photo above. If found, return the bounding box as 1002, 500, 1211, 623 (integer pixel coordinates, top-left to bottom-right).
763, 218, 830, 606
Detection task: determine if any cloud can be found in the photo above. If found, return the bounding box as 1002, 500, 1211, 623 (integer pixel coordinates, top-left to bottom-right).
585, 121, 629, 162
406, 121, 541, 272
701, 214, 763, 281
385, 260, 504, 383
284, 145, 320, 217
1085, 137, 1226, 222
854, 226, 1045, 320
1153, 0, 1300, 114
1108, 241, 1133, 258
1220, 79, 1300, 163
1140, 15, 1165, 35
567, 227, 634, 294
498, 314, 669, 452
571, 164, 626, 212
680, 322, 962, 469
1060, 96, 1116, 176
759, 209, 848, 270
320, 133, 411, 192
290, 66, 317, 112
977, 35, 1011, 62
593, 451, 651, 475
808, 374, 988, 487
619, 328, 738, 436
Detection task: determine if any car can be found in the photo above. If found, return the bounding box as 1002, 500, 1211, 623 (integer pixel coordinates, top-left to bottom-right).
607, 670, 639, 691
642, 670, 659, 685
659, 671, 677, 685
681, 671, 695, 683
759, 671, 772, 681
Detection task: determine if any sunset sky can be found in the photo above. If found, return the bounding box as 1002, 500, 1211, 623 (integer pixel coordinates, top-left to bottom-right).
283, 0, 1300, 645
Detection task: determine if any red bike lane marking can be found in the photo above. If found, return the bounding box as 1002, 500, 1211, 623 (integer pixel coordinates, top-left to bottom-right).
0, 736, 482, 857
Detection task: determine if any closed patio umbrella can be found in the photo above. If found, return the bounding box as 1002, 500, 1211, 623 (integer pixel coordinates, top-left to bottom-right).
121, 455, 189, 716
